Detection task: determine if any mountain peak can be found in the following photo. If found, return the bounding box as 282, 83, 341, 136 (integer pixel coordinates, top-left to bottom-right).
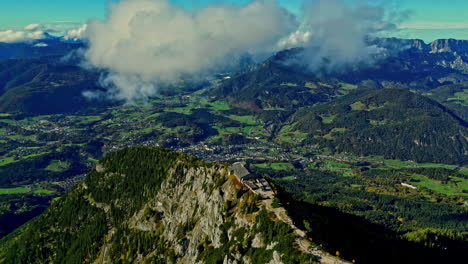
0, 147, 327, 263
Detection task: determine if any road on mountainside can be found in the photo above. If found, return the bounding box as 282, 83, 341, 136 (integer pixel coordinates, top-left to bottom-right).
83, 187, 114, 264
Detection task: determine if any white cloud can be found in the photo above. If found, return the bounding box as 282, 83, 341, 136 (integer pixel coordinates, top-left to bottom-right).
23, 23, 63, 34
0, 22, 90, 43
298, 0, 398, 72
0, 30, 45, 43
84, 0, 298, 101
278, 31, 312, 49
38, 21, 84, 35
64, 24, 88, 41
24, 24, 41, 31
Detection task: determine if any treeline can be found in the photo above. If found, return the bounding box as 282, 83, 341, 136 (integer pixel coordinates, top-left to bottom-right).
403, 167, 468, 181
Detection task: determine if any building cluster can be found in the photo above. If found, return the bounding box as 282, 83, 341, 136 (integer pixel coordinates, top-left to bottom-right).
55, 174, 87, 191
230, 162, 274, 199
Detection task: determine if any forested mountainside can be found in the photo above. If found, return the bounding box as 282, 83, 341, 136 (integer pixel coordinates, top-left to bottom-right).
286, 88, 468, 164
213, 38, 468, 110
0, 58, 108, 115
424, 83, 468, 122
0, 147, 316, 264
0, 38, 82, 60
1, 147, 466, 264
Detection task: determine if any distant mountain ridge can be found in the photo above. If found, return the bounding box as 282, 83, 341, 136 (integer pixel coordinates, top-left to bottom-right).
214, 37, 468, 109
372, 38, 468, 73
430, 39, 468, 54
208, 38, 468, 164
288, 88, 468, 164
370, 38, 468, 53
0, 38, 83, 60
0, 57, 108, 115
0, 36, 466, 116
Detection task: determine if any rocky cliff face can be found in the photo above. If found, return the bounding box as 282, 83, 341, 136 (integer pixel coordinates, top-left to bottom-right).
430, 39, 468, 54
371, 38, 430, 53
371, 38, 468, 55
426, 39, 468, 73
125, 165, 262, 264
0, 147, 317, 264
98, 158, 316, 264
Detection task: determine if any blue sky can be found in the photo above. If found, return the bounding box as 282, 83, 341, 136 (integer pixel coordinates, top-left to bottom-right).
1, 0, 467, 41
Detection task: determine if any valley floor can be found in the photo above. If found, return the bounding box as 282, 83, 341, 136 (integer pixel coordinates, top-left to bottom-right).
0, 92, 466, 263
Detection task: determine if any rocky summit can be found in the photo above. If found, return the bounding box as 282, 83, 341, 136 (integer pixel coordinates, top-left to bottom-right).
0, 147, 348, 264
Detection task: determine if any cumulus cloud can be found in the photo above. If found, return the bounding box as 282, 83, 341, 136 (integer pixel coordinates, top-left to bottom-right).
83, 0, 298, 101
64, 24, 88, 41
0, 29, 45, 43
23, 23, 61, 33
0, 22, 73, 43
0, 22, 88, 44
278, 31, 312, 49
298, 0, 400, 72
79, 0, 409, 100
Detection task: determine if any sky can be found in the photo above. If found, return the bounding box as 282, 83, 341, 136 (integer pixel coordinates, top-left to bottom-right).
0, 0, 467, 42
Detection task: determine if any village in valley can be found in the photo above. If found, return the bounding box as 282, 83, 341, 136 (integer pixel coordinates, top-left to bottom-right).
0, 92, 466, 240
1, 92, 467, 198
